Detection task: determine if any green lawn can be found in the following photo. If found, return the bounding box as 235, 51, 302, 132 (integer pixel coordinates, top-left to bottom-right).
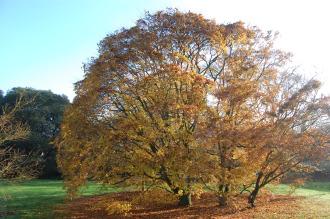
0, 180, 121, 218
269, 181, 330, 200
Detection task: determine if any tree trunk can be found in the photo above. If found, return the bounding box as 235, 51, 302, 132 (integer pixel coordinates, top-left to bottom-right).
218, 195, 228, 207
248, 171, 263, 207
248, 189, 259, 207
218, 184, 229, 207
178, 193, 192, 207
141, 175, 145, 192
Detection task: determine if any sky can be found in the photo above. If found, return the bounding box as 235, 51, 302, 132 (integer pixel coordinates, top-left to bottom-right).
1, 0, 329, 101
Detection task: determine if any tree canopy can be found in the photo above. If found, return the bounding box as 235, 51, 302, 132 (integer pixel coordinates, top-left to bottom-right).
56, 9, 330, 207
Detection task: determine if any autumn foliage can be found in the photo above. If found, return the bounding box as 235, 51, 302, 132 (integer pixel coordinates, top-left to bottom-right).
56, 9, 330, 208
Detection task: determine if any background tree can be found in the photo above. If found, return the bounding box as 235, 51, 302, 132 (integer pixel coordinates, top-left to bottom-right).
0, 95, 39, 179
0, 90, 3, 106
2, 88, 69, 178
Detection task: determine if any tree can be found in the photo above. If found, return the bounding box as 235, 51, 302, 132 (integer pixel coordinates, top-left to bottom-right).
2, 88, 70, 178
58, 65, 212, 206
194, 24, 292, 206
0, 90, 3, 106
56, 9, 329, 207
0, 95, 38, 179
244, 74, 330, 207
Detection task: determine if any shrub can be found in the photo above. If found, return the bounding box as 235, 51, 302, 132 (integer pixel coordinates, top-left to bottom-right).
105, 201, 132, 216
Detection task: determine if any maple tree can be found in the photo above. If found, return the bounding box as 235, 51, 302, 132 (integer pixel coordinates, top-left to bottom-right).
195, 23, 291, 206
244, 74, 330, 207
57, 64, 212, 205
56, 9, 329, 207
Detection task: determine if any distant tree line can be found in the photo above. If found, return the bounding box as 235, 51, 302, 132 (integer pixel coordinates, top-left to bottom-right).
0, 87, 69, 178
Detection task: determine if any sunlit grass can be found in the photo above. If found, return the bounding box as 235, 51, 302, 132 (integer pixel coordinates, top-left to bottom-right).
268, 181, 330, 199
266, 181, 330, 218
0, 179, 122, 218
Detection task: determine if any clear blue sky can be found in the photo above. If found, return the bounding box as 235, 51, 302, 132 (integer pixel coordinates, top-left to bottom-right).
1, 0, 329, 100
0, 0, 170, 100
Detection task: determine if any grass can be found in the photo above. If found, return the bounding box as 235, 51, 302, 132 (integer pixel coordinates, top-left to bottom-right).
0, 179, 122, 218
1, 180, 330, 218
269, 181, 330, 199
266, 181, 330, 218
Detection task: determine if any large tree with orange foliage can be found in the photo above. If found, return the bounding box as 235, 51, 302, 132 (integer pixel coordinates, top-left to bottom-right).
56, 9, 329, 207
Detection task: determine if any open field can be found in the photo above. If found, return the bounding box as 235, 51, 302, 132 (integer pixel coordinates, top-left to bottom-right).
0, 180, 122, 218
1, 180, 330, 218
269, 182, 330, 200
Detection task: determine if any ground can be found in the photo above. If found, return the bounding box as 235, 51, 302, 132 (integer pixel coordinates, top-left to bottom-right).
1, 180, 330, 218
0, 180, 122, 218
54, 191, 330, 218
